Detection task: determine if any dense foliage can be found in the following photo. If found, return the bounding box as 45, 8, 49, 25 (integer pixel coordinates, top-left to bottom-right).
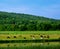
0, 11, 60, 31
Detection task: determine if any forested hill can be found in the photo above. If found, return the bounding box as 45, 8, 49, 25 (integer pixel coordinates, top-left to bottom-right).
0, 11, 60, 31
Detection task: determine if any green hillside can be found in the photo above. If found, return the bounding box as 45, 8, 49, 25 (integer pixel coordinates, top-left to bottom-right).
0, 11, 60, 31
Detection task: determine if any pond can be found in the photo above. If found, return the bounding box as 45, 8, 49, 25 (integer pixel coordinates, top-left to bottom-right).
0, 42, 60, 49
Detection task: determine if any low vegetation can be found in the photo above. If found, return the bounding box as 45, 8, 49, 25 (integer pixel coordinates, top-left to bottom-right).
0, 31, 60, 41
0, 42, 60, 49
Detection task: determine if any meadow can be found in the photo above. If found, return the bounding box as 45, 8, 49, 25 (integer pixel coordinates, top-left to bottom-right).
0, 42, 60, 49
0, 31, 60, 41
0, 31, 60, 34
0, 31, 60, 49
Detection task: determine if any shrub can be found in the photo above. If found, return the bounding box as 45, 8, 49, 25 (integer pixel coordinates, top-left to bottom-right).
40, 35, 43, 37
24, 37, 26, 39
7, 36, 10, 38
47, 35, 50, 38
14, 36, 16, 38
44, 36, 46, 38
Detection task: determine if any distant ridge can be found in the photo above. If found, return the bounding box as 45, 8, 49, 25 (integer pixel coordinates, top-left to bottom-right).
0, 11, 60, 31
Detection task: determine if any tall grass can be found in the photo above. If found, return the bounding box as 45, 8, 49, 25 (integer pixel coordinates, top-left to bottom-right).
0, 45, 60, 49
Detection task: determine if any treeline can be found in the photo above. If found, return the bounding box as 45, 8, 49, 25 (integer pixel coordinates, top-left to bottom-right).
0, 11, 60, 31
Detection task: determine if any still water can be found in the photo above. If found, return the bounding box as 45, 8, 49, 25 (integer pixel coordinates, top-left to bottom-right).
0, 42, 60, 49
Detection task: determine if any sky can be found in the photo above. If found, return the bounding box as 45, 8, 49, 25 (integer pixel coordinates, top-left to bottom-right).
0, 0, 60, 19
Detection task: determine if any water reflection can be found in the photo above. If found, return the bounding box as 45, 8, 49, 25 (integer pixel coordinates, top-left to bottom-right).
0, 42, 60, 49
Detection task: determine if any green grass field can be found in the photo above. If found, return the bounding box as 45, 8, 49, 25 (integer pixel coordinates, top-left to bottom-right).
0, 31, 60, 34
0, 31, 60, 40
0, 42, 60, 49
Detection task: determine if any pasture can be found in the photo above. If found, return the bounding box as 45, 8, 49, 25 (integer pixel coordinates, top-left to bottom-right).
0, 42, 60, 49
0, 31, 60, 40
